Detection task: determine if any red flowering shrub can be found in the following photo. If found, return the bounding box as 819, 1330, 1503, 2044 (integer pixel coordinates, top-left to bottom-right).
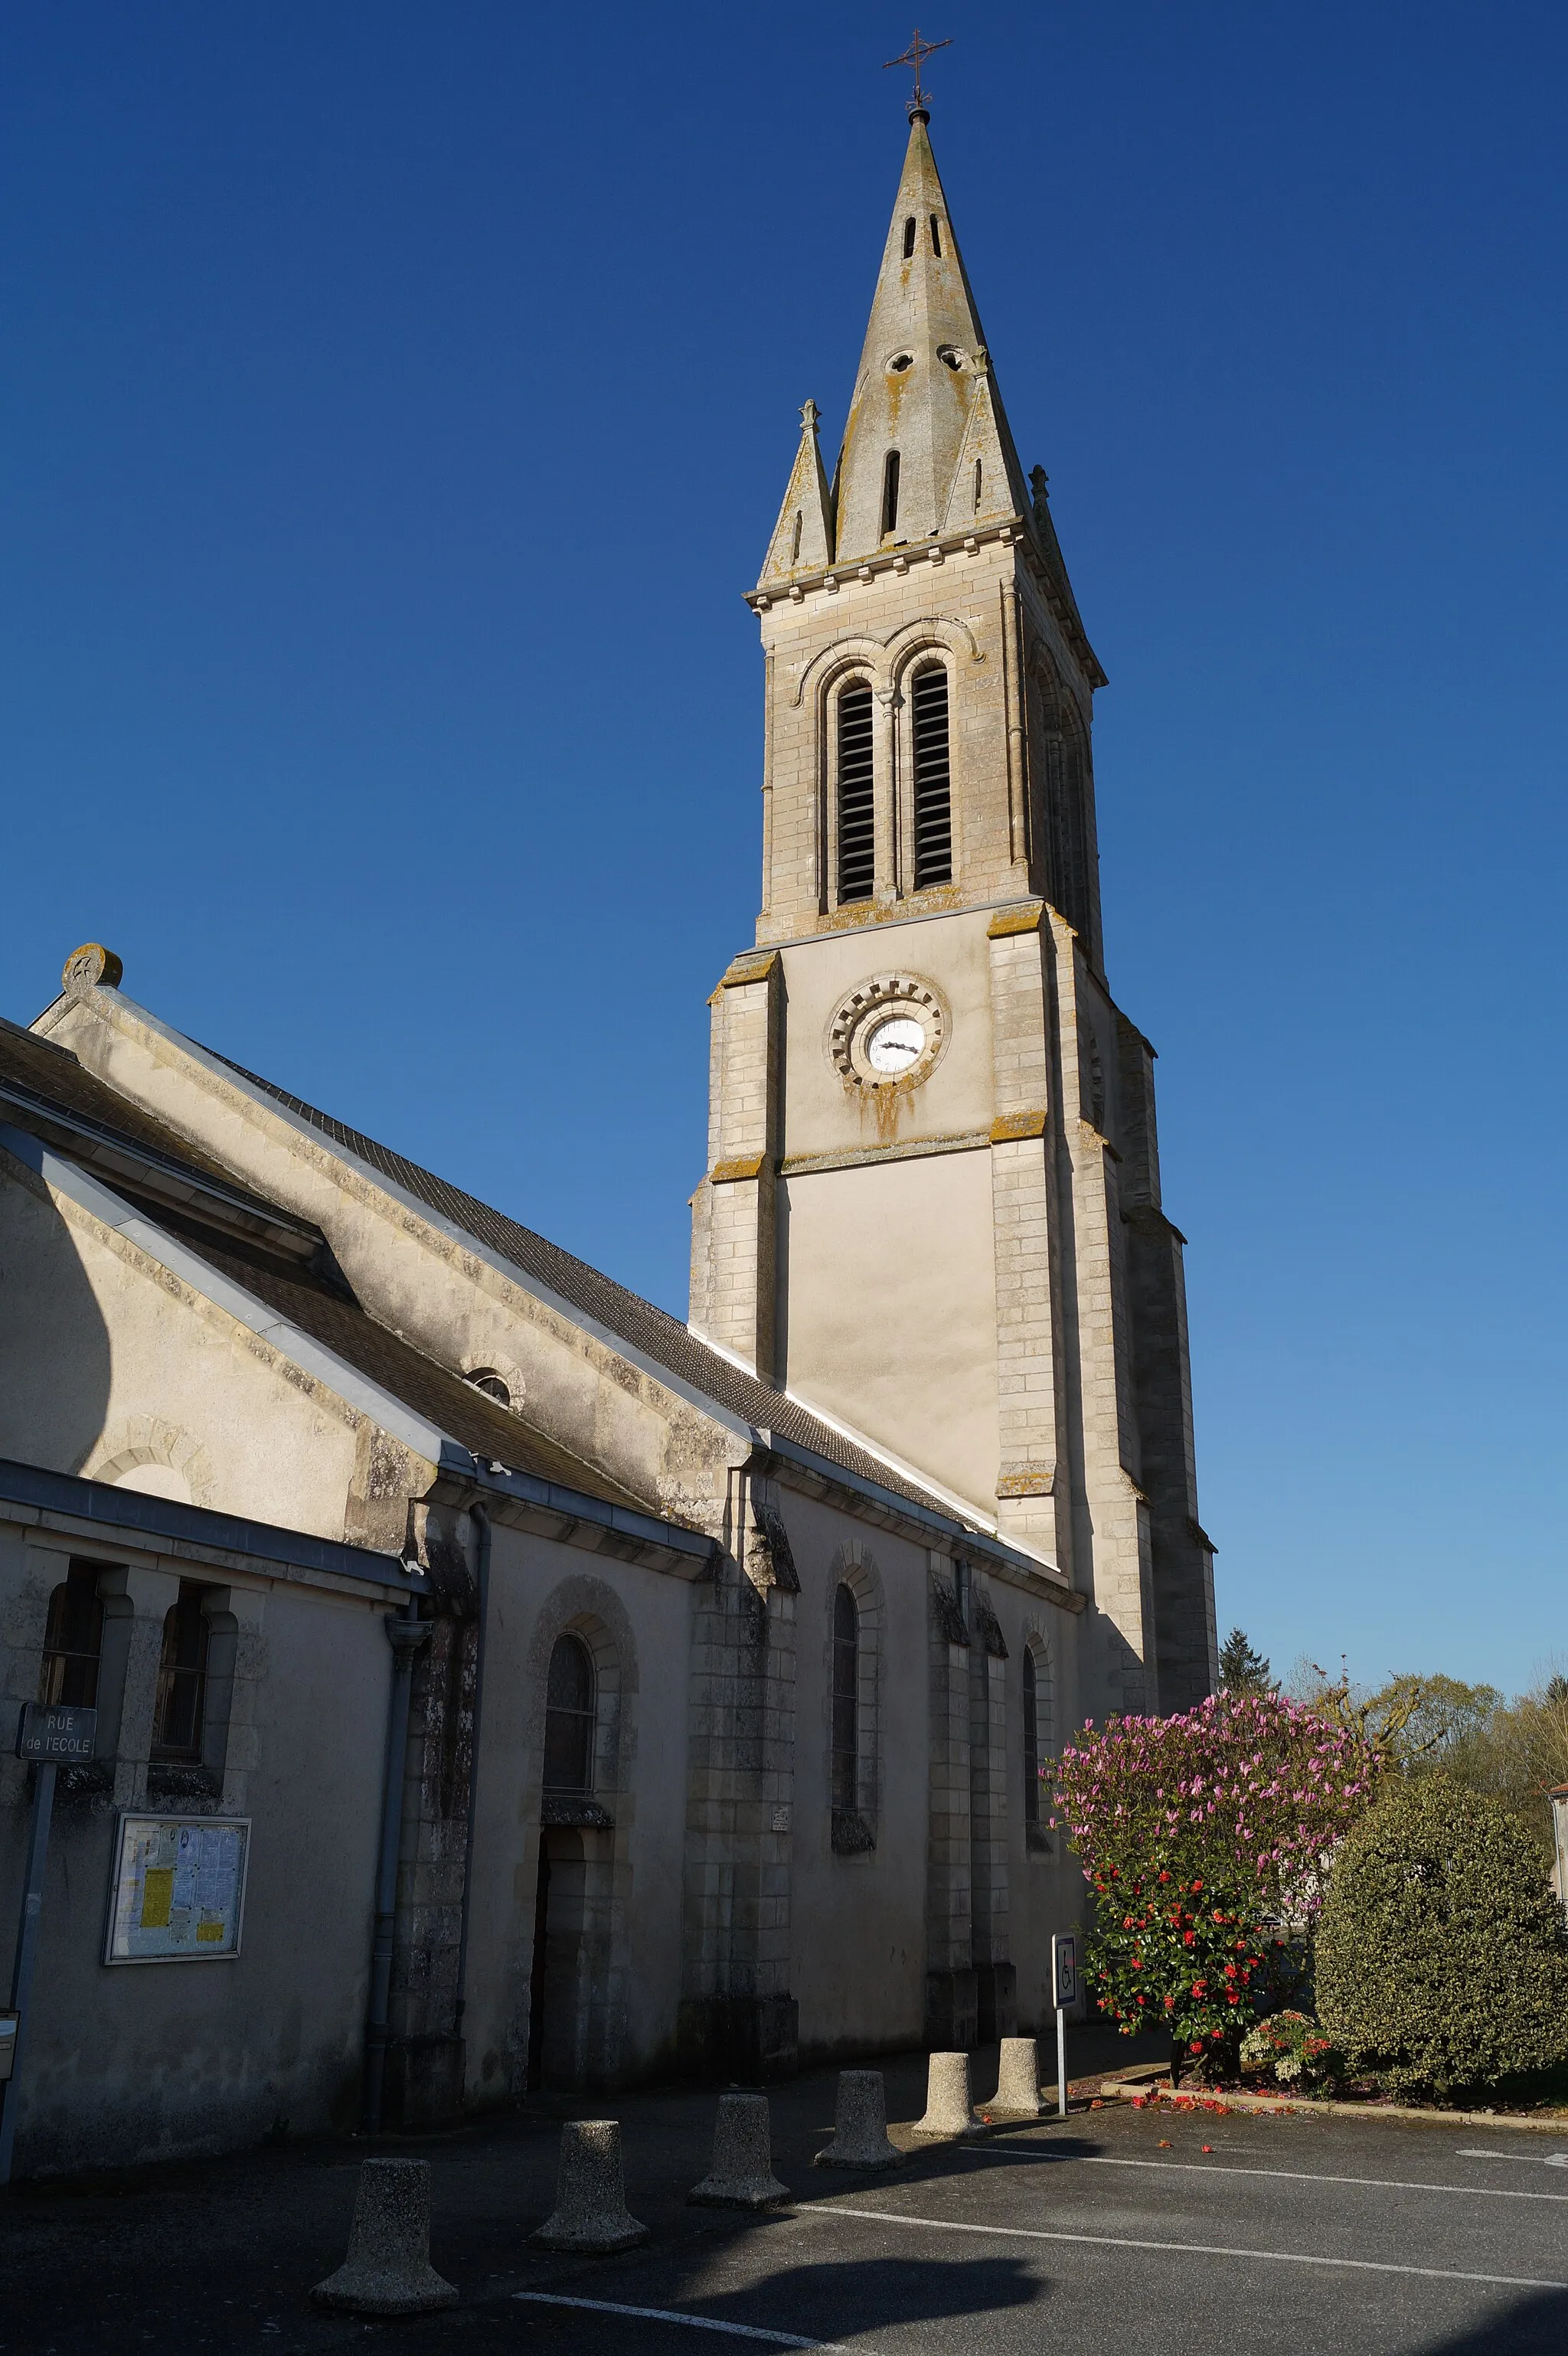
1054, 1690, 1374, 2074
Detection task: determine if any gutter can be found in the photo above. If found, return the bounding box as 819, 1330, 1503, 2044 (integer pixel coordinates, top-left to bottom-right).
0, 1457, 425, 1594
459, 1460, 720, 1577
753, 1431, 1083, 1609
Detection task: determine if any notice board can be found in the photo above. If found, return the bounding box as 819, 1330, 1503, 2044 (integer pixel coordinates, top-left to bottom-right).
104, 1816, 250, 1964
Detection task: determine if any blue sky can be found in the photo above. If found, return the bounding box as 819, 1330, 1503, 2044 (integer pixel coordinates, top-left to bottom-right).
3, 4, 1563, 1695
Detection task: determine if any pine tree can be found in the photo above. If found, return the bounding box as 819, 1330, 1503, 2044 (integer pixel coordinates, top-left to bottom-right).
1218, 1628, 1272, 1694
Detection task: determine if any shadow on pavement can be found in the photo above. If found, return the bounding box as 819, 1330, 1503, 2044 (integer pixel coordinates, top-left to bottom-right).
1418, 2292, 1568, 2355
617, 2251, 1045, 2338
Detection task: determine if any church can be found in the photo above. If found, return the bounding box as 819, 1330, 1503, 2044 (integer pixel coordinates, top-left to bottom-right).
0, 105, 1214, 2174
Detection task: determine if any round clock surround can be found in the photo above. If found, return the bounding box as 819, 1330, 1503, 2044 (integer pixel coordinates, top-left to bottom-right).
826, 972, 949, 1091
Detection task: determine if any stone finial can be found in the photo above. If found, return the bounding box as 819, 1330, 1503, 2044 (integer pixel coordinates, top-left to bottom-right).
800, 399, 821, 434
1029, 465, 1050, 505
985, 2036, 1044, 2118
813, 2069, 901, 2169
311, 2158, 458, 2316
913, 2050, 984, 2139
61, 943, 123, 996
529, 2119, 649, 2253
688, 2092, 789, 2209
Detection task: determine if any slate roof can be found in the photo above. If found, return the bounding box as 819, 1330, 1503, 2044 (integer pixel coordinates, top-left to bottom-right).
0, 1021, 652, 1517
0, 1017, 285, 1211
214, 1053, 982, 1530
140, 1204, 653, 1511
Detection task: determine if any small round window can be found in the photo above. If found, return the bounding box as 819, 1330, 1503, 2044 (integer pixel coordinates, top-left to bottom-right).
937, 346, 964, 371
888, 352, 914, 373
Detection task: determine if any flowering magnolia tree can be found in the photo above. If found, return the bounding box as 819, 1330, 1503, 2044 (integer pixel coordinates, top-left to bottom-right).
1053, 1690, 1375, 2076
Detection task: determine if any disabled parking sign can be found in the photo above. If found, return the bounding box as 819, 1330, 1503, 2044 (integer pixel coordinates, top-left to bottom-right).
1052, 1933, 1078, 2011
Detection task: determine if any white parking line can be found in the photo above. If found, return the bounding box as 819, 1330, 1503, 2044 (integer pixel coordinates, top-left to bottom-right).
805, 2204, 1568, 2292
512, 2292, 870, 2350
1080, 2154, 1568, 2203
1457, 2147, 1568, 2168
956, 2141, 1568, 2203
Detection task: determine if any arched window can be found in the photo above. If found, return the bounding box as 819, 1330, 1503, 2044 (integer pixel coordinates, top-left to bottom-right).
910, 664, 952, 887
466, 1368, 511, 1407
902, 214, 917, 259
1023, 1642, 1054, 1850
790, 508, 802, 563
544, 1632, 596, 1795
835, 685, 875, 904
40, 1563, 103, 1707
880, 449, 900, 538
930, 213, 942, 257
152, 1583, 211, 1761
831, 1583, 859, 1812
972, 457, 983, 511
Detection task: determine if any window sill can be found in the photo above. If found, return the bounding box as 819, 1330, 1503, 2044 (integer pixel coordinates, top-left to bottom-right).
541, 1796, 613, 1830
1025, 1823, 1054, 1856
831, 1809, 876, 1856
147, 1763, 224, 1802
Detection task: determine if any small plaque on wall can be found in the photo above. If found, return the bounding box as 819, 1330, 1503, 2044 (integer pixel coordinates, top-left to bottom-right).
104, 1816, 250, 1965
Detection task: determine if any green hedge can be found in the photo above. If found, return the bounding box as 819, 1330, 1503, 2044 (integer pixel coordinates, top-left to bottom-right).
1316, 1771, 1568, 2096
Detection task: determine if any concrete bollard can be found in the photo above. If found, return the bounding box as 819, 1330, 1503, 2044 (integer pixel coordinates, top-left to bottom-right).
688, 2092, 790, 2209
985, 2036, 1044, 2118
913, 2050, 984, 2139
311, 2157, 459, 2316
529, 2119, 649, 2253
813, 2069, 901, 2170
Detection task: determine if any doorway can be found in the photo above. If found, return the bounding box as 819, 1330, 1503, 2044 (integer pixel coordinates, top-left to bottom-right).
527, 1829, 589, 2089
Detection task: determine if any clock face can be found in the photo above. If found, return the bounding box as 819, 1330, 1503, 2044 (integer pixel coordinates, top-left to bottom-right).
865, 1015, 926, 1074
826, 971, 948, 1093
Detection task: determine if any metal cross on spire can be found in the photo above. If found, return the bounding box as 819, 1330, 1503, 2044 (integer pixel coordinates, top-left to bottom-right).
884, 27, 952, 116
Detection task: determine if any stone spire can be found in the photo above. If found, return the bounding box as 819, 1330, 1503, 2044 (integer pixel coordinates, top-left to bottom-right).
830, 112, 1030, 566
756, 400, 836, 589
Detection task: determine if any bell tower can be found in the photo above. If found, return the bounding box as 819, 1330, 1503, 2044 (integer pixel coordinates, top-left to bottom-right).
689, 105, 1216, 1715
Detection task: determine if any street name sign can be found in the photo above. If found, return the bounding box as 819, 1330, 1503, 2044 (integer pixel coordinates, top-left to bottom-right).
15, 1702, 96, 1763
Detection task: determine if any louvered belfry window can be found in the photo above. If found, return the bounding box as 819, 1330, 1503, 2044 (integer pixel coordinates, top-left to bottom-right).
910, 665, 952, 887
836, 685, 876, 903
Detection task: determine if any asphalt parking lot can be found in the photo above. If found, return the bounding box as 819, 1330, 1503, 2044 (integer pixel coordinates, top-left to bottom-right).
5, 2050, 1567, 2354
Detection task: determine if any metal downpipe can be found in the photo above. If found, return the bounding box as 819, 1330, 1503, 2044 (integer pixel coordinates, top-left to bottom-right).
361, 1598, 428, 2135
